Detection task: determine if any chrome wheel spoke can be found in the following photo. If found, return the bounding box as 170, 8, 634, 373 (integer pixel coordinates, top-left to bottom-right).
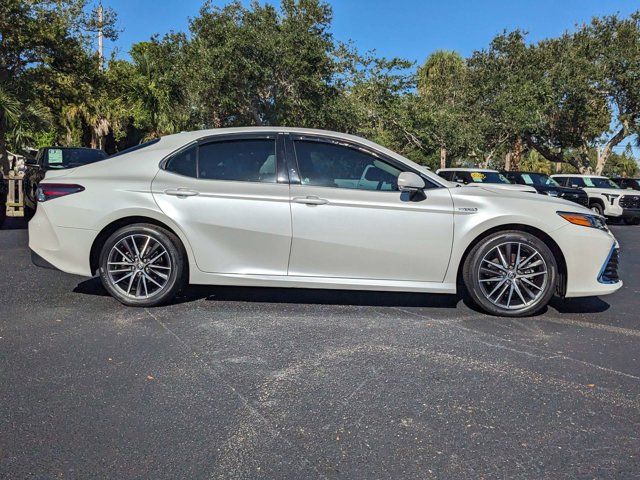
478, 241, 548, 311
107, 234, 172, 299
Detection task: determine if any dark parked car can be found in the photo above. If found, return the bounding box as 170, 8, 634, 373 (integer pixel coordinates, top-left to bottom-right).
23, 147, 107, 219
611, 178, 640, 191
502, 171, 589, 207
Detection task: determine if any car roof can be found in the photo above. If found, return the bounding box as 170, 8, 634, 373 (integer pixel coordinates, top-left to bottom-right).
504, 171, 548, 175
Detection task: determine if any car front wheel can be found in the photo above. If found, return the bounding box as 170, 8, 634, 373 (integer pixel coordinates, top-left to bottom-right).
98, 224, 186, 307
463, 231, 558, 317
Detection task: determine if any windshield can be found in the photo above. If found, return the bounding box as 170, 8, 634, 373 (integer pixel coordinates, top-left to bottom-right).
45, 148, 107, 169
467, 171, 511, 184
584, 177, 620, 189
519, 173, 560, 187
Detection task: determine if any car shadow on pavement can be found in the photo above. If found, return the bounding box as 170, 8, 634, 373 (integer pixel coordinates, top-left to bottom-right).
548, 296, 610, 314
73, 278, 610, 313
73, 277, 462, 308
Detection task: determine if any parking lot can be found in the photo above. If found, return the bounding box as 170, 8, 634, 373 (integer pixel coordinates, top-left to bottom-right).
1, 219, 639, 479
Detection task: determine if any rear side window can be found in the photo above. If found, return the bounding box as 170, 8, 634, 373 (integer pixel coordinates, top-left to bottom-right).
198, 139, 276, 183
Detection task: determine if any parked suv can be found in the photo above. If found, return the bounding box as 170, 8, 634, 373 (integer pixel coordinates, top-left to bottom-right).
502, 171, 588, 207
611, 177, 640, 191
23, 147, 107, 220
436, 168, 537, 193
551, 174, 640, 225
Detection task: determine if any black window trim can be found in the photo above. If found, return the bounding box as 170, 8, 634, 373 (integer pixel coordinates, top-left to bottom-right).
160, 132, 288, 184
286, 134, 442, 191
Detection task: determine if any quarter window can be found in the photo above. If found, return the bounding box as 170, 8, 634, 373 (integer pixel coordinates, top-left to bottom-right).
293, 140, 402, 191
198, 139, 276, 183
165, 145, 197, 177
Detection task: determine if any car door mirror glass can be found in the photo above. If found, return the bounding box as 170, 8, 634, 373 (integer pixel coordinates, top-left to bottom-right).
397, 172, 425, 192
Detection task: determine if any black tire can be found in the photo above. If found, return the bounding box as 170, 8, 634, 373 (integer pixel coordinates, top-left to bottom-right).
589, 202, 605, 216
463, 231, 558, 317
623, 217, 640, 225
98, 224, 186, 307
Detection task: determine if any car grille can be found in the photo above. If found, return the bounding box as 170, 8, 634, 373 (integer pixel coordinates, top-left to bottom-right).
560, 192, 589, 206
619, 194, 640, 209
599, 248, 620, 284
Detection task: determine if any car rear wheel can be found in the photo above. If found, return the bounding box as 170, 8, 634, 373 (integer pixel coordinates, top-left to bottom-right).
98, 224, 186, 307
463, 231, 558, 317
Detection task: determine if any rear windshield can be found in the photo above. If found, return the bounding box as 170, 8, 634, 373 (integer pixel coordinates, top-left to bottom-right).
109, 138, 160, 158
44, 148, 107, 169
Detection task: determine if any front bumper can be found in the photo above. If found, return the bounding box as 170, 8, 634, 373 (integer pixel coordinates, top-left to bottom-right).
31, 249, 60, 270
554, 224, 623, 297
621, 208, 640, 219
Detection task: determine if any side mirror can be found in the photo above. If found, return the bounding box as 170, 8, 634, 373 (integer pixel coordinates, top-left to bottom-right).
397, 172, 425, 192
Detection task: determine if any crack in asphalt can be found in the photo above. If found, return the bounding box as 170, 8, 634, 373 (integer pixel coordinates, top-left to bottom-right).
144, 308, 327, 479
392, 307, 640, 383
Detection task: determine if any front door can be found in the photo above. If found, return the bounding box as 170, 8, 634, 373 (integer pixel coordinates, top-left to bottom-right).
286, 136, 454, 282
151, 134, 292, 275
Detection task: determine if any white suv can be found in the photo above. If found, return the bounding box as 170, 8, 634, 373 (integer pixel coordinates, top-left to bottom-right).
551, 174, 640, 224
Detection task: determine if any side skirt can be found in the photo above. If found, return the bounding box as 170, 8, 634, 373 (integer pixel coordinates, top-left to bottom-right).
189, 268, 457, 294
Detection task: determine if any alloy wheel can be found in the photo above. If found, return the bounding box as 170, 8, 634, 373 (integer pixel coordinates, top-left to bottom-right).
106, 234, 172, 299
477, 241, 548, 310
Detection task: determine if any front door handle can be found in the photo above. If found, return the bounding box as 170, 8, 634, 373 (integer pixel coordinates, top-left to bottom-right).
164, 188, 200, 197
292, 195, 329, 206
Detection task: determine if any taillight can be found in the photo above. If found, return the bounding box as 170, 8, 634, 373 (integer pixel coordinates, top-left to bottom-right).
36, 184, 85, 202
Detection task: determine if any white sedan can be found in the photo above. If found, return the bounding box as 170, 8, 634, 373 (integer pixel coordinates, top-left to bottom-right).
29, 128, 621, 317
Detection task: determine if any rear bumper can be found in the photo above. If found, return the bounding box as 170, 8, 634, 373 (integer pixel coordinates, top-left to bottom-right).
28, 204, 95, 277
31, 249, 59, 270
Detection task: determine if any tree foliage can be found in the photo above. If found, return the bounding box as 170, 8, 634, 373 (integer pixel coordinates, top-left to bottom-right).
1, 1, 639, 179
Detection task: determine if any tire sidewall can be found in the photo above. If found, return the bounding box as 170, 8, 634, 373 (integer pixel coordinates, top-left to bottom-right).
98, 224, 185, 307
590, 203, 604, 216
464, 232, 557, 317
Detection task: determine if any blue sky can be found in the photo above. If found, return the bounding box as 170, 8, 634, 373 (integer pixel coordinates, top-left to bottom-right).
102, 0, 639, 62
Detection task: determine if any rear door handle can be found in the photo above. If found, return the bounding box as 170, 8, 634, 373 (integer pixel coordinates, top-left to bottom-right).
292, 195, 329, 206
164, 188, 200, 197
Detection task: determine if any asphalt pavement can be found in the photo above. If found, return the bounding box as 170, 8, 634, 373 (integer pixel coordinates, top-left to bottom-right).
1, 218, 639, 479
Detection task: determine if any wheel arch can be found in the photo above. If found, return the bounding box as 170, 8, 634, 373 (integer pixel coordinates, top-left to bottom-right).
456, 224, 568, 296
90, 216, 191, 276
589, 197, 606, 209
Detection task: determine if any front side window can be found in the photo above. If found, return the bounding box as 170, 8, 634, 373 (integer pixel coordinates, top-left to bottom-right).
582, 177, 620, 189
459, 171, 510, 184
293, 140, 401, 191
198, 139, 276, 183
520, 173, 559, 186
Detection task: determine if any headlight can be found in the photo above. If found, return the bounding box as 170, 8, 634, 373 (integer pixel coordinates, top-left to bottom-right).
546, 190, 559, 197
557, 211, 608, 231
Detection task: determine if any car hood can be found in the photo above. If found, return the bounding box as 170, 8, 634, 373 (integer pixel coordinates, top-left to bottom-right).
451, 184, 592, 211
459, 183, 538, 193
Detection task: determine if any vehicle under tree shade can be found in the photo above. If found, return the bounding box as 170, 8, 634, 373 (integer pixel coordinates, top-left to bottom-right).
503, 171, 589, 207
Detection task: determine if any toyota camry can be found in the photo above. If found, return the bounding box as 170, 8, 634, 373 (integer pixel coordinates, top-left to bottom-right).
29, 127, 622, 317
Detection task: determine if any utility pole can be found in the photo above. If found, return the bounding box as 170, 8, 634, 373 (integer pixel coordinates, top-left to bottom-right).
97, 2, 104, 72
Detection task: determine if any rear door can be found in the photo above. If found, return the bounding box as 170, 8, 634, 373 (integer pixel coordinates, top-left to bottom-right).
285, 135, 454, 282
151, 133, 292, 275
